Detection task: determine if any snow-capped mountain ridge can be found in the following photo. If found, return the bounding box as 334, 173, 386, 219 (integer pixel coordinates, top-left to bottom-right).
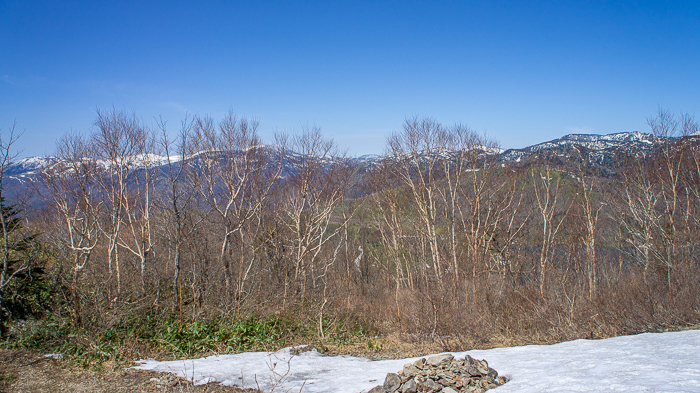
498, 131, 669, 163
1, 131, 681, 182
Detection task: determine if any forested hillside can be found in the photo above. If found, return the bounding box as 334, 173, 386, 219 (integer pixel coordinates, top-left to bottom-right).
2, 109, 699, 364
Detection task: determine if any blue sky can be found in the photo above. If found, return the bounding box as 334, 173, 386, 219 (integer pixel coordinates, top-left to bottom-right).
1, 1, 699, 158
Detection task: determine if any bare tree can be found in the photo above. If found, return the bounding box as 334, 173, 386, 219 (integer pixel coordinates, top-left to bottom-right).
437, 124, 479, 279
612, 110, 696, 300
616, 153, 659, 282
116, 124, 157, 295
571, 147, 605, 298
41, 133, 102, 324
92, 109, 145, 295
386, 117, 445, 284
531, 161, 571, 295
682, 114, 700, 236
441, 125, 518, 280
156, 117, 200, 313
369, 158, 415, 317
191, 112, 279, 305
646, 109, 686, 299
278, 128, 353, 304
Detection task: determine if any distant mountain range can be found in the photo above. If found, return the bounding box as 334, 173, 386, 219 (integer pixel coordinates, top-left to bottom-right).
499, 131, 662, 163
1, 131, 692, 187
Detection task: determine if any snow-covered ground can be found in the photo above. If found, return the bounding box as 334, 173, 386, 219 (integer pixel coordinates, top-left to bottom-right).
134, 329, 700, 392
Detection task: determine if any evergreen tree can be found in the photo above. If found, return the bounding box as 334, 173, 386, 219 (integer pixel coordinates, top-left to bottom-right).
0, 197, 41, 335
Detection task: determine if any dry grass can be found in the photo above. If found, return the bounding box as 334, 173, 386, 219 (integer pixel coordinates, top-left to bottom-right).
0, 350, 259, 393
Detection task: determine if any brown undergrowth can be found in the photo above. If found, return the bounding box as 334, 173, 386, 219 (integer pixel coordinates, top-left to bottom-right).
0, 349, 259, 393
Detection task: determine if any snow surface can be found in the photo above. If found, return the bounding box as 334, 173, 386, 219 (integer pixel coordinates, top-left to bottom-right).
133, 329, 700, 392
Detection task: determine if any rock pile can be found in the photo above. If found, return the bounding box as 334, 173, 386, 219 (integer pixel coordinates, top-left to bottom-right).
367, 353, 507, 393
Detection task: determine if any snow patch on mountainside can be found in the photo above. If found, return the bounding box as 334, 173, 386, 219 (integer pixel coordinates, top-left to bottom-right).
0, 132, 674, 181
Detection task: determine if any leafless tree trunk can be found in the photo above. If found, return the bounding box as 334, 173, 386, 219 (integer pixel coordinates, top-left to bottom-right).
532, 163, 571, 295
437, 124, 483, 279
445, 127, 517, 280
115, 122, 157, 295
682, 116, 700, 243
41, 133, 102, 325
278, 128, 353, 304
616, 110, 692, 298
571, 147, 604, 299
386, 117, 445, 285
647, 108, 685, 299
617, 157, 659, 282
191, 112, 279, 306
369, 158, 413, 318
93, 109, 144, 296
156, 117, 200, 313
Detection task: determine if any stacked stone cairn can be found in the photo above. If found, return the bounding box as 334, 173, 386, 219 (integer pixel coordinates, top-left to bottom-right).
367, 353, 507, 393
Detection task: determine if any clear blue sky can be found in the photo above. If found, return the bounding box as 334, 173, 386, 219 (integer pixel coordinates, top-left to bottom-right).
2, 1, 699, 158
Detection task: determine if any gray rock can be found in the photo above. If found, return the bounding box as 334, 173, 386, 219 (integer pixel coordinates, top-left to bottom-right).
427, 354, 454, 366
369, 354, 503, 393
401, 378, 417, 393
403, 364, 421, 377
413, 358, 426, 369
437, 378, 453, 386
383, 373, 402, 392
419, 378, 441, 391
487, 368, 497, 379
368, 385, 385, 393
468, 365, 480, 376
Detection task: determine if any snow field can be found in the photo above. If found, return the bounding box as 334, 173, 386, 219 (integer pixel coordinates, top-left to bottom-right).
134, 329, 700, 392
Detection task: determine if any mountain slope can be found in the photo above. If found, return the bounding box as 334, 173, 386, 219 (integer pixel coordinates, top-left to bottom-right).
1, 131, 677, 185
499, 131, 662, 163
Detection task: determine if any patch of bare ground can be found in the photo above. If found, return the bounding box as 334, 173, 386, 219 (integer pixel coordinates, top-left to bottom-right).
0, 350, 260, 393
320, 333, 545, 361
321, 325, 700, 361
